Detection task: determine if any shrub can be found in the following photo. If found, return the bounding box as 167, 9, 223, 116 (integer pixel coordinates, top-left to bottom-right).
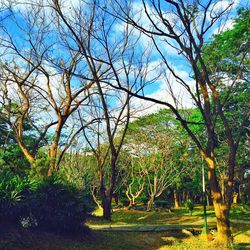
0, 169, 37, 222
21, 176, 94, 233
0, 171, 94, 233
154, 200, 173, 209
185, 199, 194, 215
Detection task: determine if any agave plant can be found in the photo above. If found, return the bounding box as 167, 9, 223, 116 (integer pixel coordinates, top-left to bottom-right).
0, 170, 39, 218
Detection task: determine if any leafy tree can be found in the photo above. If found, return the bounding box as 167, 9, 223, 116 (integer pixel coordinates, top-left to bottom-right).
124, 109, 195, 210
203, 8, 249, 78
111, 1, 249, 245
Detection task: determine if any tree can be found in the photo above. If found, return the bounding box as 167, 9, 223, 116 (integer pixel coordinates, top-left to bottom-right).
124, 110, 190, 211
122, 154, 146, 209
50, 0, 159, 220
109, 1, 249, 245
0, 5, 93, 176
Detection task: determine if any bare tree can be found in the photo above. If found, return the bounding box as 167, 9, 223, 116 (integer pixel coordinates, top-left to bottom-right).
0, 5, 93, 175
50, 0, 160, 220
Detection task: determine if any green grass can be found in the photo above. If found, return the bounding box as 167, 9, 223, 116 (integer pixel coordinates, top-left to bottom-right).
1, 205, 249, 249
87, 204, 250, 226
87, 206, 213, 226
1, 223, 249, 250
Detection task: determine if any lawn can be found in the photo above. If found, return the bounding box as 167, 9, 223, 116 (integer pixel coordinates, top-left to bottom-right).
87, 204, 250, 226
1, 224, 249, 250
1, 205, 249, 250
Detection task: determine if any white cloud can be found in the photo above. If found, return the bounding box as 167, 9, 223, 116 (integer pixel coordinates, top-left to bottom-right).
211, 0, 238, 13
130, 66, 195, 118
4, 0, 83, 20
213, 19, 234, 34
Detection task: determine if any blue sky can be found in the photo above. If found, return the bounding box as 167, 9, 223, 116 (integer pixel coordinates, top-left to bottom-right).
0, 0, 247, 117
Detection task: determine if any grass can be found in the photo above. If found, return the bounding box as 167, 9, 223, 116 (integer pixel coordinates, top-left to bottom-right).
1, 224, 249, 250
87, 204, 250, 226
1, 205, 249, 249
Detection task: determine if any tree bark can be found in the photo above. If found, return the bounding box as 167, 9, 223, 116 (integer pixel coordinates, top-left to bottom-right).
206, 194, 210, 206
91, 186, 102, 210
174, 188, 179, 208
147, 195, 154, 211
207, 159, 233, 246
102, 193, 112, 221
99, 159, 117, 221
47, 117, 65, 176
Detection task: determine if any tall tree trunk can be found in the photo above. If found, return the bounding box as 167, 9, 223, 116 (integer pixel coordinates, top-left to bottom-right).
220, 173, 226, 202
182, 190, 185, 204
178, 193, 181, 206
207, 159, 233, 246
102, 193, 112, 220
99, 159, 116, 221
174, 188, 179, 208
47, 117, 64, 176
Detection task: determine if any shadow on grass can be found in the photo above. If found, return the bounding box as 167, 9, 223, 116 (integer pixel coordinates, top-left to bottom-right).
94, 230, 191, 250
0, 221, 193, 250
87, 208, 212, 227
235, 242, 250, 249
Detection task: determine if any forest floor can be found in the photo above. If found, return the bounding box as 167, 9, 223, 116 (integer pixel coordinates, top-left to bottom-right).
0, 205, 249, 250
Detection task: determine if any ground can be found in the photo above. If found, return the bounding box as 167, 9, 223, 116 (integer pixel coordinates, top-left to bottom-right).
0, 205, 249, 249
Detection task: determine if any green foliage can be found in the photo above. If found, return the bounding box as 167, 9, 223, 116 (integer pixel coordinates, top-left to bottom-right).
0, 169, 37, 221
21, 176, 94, 233
203, 8, 250, 77
0, 146, 30, 170
29, 155, 50, 180
0, 171, 94, 233
185, 199, 194, 215
59, 152, 98, 191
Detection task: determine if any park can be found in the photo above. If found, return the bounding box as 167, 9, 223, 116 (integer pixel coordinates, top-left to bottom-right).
0, 0, 249, 249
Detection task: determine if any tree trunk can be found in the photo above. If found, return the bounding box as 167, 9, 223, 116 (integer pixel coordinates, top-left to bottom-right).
213, 202, 232, 245
17, 140, 35, 163
91, 186, 102, 210
100, 184, 112, 221
233, 192, 238, 204
220, 173, 226, 202
147, 195, 154, 211
174, 188, 179, 208
125, 190, 133, 209
207, 159, 233, 246
178, 193, 181, 206
206, 194, 210, 206
47, 118, 64, 176
102, 195, 112, 220
99, 158, 117, 221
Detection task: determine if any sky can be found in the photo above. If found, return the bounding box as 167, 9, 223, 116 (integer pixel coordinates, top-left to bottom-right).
0, 0, 246, 119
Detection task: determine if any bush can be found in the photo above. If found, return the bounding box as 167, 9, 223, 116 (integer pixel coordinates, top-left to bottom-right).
0, 169, 37, 222
119, 196, 130, 206
22, 177, 94, 233
0, 170, 94, 233
185, 199, 194, 215
154, 200, 172, 208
